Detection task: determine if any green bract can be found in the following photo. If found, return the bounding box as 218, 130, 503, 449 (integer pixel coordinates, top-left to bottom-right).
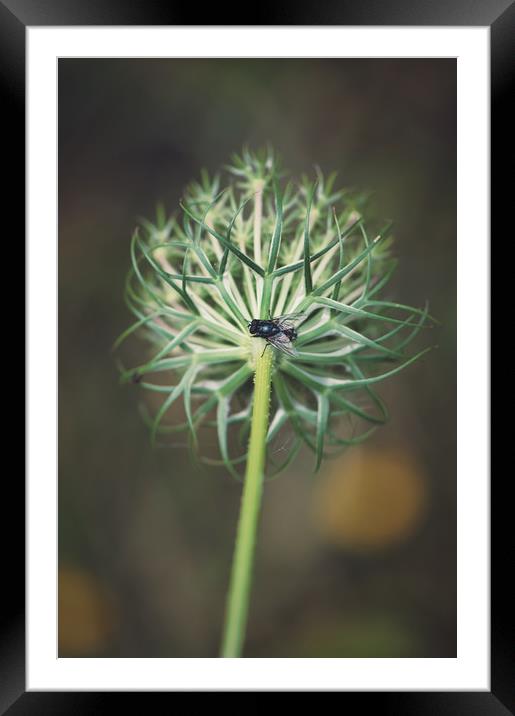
116, 147, 431, 476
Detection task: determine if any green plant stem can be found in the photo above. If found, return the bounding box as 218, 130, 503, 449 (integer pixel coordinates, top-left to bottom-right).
220, 344, 273, 657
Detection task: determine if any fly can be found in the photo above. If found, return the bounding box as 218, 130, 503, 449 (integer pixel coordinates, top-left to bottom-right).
248, 313, 304, 357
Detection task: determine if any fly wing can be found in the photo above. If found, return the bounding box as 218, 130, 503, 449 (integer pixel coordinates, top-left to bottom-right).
267, 331, 298, 357
272, 312, 307, 329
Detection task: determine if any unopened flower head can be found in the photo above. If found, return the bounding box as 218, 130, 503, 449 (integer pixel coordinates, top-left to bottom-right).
116, 147, 431, 475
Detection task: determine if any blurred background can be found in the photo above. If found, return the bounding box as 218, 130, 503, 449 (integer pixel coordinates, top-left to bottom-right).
58, 59, 456, 658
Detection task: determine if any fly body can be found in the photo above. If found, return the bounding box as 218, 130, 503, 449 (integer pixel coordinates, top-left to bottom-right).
248, 313, 304, 356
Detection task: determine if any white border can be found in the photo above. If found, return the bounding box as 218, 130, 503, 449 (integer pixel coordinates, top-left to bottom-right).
27, 27, 489, 691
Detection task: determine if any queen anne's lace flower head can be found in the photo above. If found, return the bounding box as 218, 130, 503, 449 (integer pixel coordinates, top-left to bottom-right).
116, 148, 431, 476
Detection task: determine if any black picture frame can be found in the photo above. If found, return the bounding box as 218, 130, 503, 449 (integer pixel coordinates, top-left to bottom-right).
5, 1, 503, 713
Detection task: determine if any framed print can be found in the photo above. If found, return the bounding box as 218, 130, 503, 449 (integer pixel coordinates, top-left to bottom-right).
4, 0, 504, 712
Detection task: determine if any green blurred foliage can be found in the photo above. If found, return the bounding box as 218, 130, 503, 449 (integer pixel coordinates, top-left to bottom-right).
58, 58, 456, 657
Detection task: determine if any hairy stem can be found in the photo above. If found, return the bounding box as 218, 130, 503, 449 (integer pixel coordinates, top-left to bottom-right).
220, 344, 273, 657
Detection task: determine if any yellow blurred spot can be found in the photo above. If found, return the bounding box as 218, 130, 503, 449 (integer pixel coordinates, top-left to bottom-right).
313, 447, 427, 550
59, 566, 115, 655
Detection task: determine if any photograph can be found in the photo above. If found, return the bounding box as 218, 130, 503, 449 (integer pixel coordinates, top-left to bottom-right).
57, 57, 457, 660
